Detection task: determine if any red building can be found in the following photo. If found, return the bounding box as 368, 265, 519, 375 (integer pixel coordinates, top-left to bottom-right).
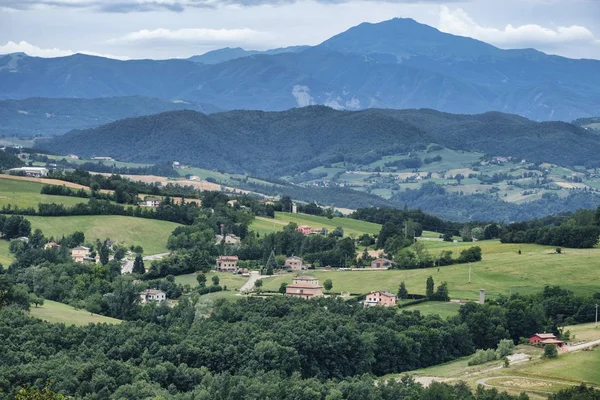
529, 333, 565, 350
364, 291, 397, 307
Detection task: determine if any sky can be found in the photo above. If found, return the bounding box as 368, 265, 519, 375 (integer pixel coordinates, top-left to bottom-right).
0, 0, 599, 60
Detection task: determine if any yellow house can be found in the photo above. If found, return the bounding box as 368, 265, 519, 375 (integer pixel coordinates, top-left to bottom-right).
71, 246, 91, 263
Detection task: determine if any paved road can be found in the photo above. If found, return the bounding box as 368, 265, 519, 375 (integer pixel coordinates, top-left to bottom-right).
240, 271, 262, 293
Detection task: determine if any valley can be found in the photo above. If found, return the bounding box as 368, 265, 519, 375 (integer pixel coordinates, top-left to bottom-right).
2, 8, 600, 400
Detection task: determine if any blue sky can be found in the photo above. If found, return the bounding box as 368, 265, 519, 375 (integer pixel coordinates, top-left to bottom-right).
1, 0, 599, 59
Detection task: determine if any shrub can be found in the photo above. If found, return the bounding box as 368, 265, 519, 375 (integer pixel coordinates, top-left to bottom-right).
468, 349, 497, 366
496, 339, 515, 358
543, 344, 558, 358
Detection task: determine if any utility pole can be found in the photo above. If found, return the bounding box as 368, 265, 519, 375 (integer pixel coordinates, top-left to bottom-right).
468, 264, 471, 283
596, 304, 598, 328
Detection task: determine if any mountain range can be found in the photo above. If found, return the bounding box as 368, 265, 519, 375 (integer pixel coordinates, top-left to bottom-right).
2, 18, 600, 122
0, 97, 220, 136
38, 106, 600, 177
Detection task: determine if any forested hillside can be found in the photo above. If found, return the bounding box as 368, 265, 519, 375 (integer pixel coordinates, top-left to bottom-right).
0, 96, 220, 136
39, 106, 600, 177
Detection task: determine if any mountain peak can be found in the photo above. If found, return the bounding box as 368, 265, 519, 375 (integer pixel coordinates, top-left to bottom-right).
318, 17, 500, 61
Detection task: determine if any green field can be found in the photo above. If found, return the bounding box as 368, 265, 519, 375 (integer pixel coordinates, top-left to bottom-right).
175, 271, 248, 290
402, 301, 461, 318
516, 348, 600, 385
0, 240, 13, 266
250, 212, 381, 237
29, 299, 122, 326
0, 177, 87, 208
262, 240, 600, 300
27, 215, 179, 254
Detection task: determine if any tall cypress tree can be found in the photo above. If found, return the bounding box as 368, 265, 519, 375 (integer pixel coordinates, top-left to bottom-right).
132, 255, 145, 275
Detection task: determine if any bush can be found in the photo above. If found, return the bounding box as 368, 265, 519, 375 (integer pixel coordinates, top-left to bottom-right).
468, 349, 497, 366
496, 339, 515, 358
543, 344, 558, 358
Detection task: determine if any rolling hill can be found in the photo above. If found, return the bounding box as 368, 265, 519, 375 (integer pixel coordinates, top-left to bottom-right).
0, 96, 221, 136
38, 106, 600, 178
2, 18, 600, 121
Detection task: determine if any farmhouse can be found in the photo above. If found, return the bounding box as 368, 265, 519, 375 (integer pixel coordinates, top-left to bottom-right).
142, 197, 161, 208
364, 291, 397, 307
71, 246, 91, 263
285, 276, 324, 300
285, 256, 305, 271
529, 333, 565, 349
139, 289, 167, 304
92, 156, 113, 161
371, 258, 393, 269
215, 234, 241, 245
216, 255, 238, 272
7, 167, 49, 177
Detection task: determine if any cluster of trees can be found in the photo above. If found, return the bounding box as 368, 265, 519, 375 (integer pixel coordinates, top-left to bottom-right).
391, 182, 600, 223
467, 339, 515, 366
47, 169, 203, 201
0, 215, 31, 239
0, 150, 24, 170
2, 287, 600, 399
500, 208, 600, 248
351, 207, 462, 237
40, 184, 113, 201
1, 197, 202, 226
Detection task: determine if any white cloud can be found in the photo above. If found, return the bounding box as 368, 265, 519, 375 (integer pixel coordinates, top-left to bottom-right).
438, 5, 599, 49
0, 41, 74, 57
0, 40, 130, 59
107, 27, 271, 45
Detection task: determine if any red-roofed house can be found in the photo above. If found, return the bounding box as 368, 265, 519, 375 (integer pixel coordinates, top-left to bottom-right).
529, 333, 565, 350
285, 276, 324, 300
529, 333, 558, 344
216, 256, 238, 272
364, 291, 397, 307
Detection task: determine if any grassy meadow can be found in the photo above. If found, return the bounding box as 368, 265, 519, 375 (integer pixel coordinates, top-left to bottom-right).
0, 176, 87, 209
27, 215, 179, 254
29, 299, 122, 326
251, 212, 381, 237
0, 240, 13, 266
386, 322, 600, 399
401, 301, 461, 318
262, 240, 600, 300
175, 271, 248, 290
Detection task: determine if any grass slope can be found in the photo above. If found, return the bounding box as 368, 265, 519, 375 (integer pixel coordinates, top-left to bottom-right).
393, 322, 600, 399
251, 212, 381, 237
0, 176, 87, 209
0, 240, 13, 266
401, 301, 461, 318
175, 272, 248, 290
262, 240, 600, 300
29, 299, 122, 326
27, 215, 178, 254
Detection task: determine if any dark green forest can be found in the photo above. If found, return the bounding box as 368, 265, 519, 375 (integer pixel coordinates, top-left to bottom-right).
38, 107, 600, 178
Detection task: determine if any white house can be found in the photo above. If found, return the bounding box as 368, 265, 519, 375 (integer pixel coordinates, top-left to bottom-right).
139, 289, 167, 304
